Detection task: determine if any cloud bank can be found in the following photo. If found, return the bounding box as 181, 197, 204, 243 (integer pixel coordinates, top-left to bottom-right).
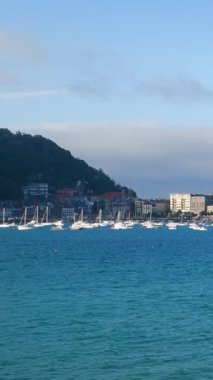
11, 122, 213, 197
137, 75, 213, 103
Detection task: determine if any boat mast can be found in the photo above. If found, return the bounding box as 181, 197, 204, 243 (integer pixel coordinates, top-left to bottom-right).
24, 207, 27, 225
2, 208, 5, 224
46, 206, 49, 223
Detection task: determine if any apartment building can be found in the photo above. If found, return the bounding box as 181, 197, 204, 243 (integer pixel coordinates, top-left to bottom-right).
22, 183, 49, 198
170, 193, 191, 213
190, 195, 206, 214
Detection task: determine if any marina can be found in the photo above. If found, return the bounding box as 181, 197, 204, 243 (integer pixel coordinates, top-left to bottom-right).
0, 214, 213, 231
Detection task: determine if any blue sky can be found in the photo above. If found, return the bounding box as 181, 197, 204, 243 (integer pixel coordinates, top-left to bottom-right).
1, 0, 213, 197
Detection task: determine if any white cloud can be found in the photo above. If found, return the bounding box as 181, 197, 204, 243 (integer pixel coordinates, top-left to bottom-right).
0, 89, 68, 99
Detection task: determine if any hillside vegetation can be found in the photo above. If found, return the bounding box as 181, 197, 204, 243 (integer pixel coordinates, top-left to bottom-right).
0, 129, 126, 199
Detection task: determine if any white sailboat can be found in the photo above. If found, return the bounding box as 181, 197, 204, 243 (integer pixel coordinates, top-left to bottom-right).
189, 222, 207, 231
51, 224, 64, 230
177, 213, 186, 226
80, 208, 93, 229
91, 209, 107, 227
111, 211, 130, 230
17, 207, 32, 230
70, 208, 93, 230
70, 212, 82, 230
42, 206, 53, 225
141, 211, 155, 229
124, 213, 136, 228
34, 206, 53, 227
0, 208, 11, 228
28, 205, 39, 226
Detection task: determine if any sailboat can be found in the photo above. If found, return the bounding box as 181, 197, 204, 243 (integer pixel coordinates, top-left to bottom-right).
0, 208, 11, 228
91, 209, 106, 227
42, 206, 52, 225
111, 211, 129, 230
124, 212, 136, 228
97, 209, 109, 227
166, 220, 177, 230
28, 205, 39, 226
141, 210, 155, 229
17, 207, 32, 230
177, 213, 186, 227
70, 208, 93, 230
70, 212, 82, 230
34, 206, 53, 227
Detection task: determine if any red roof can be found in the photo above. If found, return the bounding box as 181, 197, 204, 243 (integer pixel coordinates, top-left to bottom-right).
99, 192, 123, 200
57, 188, 76, 196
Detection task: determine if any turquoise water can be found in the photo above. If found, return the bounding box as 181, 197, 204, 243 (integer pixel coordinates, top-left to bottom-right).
0, 226, 213, 380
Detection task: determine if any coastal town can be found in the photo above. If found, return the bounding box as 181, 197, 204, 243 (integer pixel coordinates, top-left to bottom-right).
1, 181, 213, 225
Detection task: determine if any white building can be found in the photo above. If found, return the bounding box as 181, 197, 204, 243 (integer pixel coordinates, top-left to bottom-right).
22, 183, 49, 198
170, 193, 191, 213
207, 205, 213, 214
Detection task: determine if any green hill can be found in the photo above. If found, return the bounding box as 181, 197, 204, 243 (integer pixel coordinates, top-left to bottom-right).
0, 129, 132, 200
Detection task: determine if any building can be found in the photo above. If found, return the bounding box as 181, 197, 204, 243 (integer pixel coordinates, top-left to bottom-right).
153, 199, 170, 216
62, 207, 74, 220
170, 193, 213, 214
22, 183, 49, 198
99, 192, 131, 219
170, 193, 191, 213
135, 200, 153, 218
134, 200, 144, 218
135, 199, 169, 218
207, 205, 213, 214
190, 195, 206, 214
142, 202, 153, 216
134, 200, 142, 218
56, 188, 77, 205
205, 195, 213, 208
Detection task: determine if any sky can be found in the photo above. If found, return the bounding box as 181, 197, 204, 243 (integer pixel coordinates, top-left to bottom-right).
1, 0, 213, 198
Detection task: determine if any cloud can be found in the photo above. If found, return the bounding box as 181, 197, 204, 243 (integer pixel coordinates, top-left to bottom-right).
137, 75, 213, 103
25, 122, 213, 175
0, 70, 19, 86
67, 43, 125, 78
64, 42, 131, 99
67, 79, 110, 99
0, 89, 68, 99
7, 121, 213, 196
0, 34, 124, 100
0, 27, 49, 64
2, 26, 212, 107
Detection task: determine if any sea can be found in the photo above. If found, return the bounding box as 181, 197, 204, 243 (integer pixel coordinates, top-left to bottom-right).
0, 226, 213, 380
